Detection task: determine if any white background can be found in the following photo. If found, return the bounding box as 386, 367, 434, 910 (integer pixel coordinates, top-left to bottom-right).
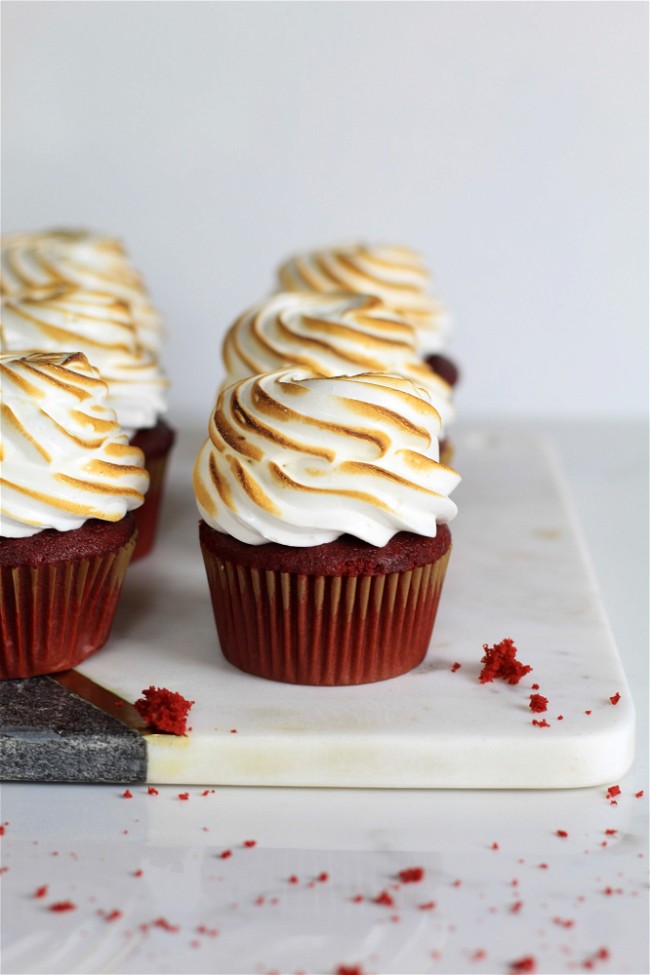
2, 1, 647, 423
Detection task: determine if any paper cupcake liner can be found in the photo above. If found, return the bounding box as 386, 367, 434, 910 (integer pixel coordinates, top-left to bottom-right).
0, 533, 136, 679
131, 451, 170, 561
201, 548, 451, 685
130, 420, 175, 561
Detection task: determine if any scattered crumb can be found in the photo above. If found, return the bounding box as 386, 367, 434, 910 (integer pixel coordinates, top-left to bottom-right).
509, 956, 536, 973
396, 867, 424, 883
529, 693, 548, 713
134, 686, 195, 736
479, 638, 533, 684
374, 890, 395, 906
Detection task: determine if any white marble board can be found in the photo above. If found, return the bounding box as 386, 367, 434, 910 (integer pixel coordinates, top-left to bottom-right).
77, 428, 635, 788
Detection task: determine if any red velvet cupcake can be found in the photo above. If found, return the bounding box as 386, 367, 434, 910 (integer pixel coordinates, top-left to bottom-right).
1, 284, 174, 561
0, 352, 149, 679
194, 368, 460, 686
276, 241, 460, 387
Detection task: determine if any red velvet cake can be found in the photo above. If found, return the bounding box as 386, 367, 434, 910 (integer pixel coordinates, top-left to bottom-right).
194, 369, 461, 686
198, 521, 452, 685
0, 351, 149, 680
1, 515, 137, 679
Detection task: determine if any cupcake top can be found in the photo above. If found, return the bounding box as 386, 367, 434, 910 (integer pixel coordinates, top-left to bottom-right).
276, 242, 449, 355
1, 287, 168, 434
221, 292, 454, 432
0, 229, 163, 355
193, 368, 459, 547
0, 351, 149, 538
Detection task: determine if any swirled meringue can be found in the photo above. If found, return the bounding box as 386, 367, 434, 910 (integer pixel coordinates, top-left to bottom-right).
0, 351, 149, 538
221, 292, 454, 433
1, 229, 163, 354
1, 287, 168, 434
194, 368, 459, 547
276, 242, 449, 355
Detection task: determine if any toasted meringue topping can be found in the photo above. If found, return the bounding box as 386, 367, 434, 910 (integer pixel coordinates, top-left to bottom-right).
1, 229, 163, 354
276, 242, 450, 354
1, 287, 168, 433
221, 292, 454, 433
0, 351, 149, 538
194, 368, 459, 547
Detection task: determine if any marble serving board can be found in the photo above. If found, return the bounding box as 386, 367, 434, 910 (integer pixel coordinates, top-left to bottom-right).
0, 429, 635, 788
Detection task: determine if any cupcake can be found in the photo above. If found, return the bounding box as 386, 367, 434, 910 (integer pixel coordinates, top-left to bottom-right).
0, 228, 163, 356
0, 287, 174, 559
193, 368, 460, 685
276, 241, 459, 387
221, 290, 455, 464
0, 351, 149, 679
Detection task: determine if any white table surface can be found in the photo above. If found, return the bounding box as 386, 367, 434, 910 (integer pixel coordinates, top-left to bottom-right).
2, 418, 648, 975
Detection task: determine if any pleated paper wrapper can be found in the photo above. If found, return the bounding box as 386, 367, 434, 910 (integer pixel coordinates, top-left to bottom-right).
0, 534, 136, 679
201, 547, 451, 686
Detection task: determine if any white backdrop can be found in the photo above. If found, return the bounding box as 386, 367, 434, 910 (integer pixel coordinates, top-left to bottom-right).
2, 1, 647, 422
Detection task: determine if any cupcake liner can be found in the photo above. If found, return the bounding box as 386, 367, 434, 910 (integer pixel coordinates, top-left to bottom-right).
130, 420, 175, 561
200, 545, 451, 685
0, 532, 136, 679
131, 451, 170, 561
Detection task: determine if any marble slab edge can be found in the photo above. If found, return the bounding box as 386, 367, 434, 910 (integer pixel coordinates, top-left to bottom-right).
0, 671, 148, 784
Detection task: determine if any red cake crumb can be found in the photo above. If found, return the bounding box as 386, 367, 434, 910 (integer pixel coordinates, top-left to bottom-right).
288, 875, 299, 884
178, 792, 189, 801
351, 894, 364, 903
147, 787, 159, 796
471, 950, 487, 961
479, 639, 532, 685
220, 850, 232, 859
606, 785, 621, 799
529, 694, 548, 713
553, 916, 575, 928
583, 947, 611, 969
33, 885, 48, 899
510, 900, 523, 913
609, 692, 621, 705
102, 909, 123, 922
418, 900, 436, 910
397, 867, 424, 883
317, 871, 329, 882
153, 917, 180, 932
48, 900, 76, 912
122, 789, 133, 799
556, 830, 569, 838
133, 686, 195, 736
532, 719, 550, 727
451, 662, 461, 672
510, 957, 536, 974
133, 869, 143, 877
374, 890, 395, 906
335, 966, 364, 975
636, 790, 644, 798
243, 839, 257, 848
